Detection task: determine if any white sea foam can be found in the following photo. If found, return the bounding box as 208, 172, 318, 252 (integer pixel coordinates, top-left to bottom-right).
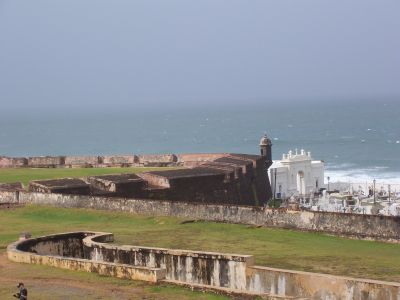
325, 163, 356, 169
325, 169, 400, 184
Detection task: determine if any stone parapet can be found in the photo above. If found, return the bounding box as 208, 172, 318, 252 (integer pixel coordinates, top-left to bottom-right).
83, 232, 252, 289
101, 155, 138, 167
0, 182, 24, 192
7, 232, 165, 283
28, 156, 65, 168
28, 178, 91, 195
0, 153, 182, 168
7, 231, 400, 299
0, 156, 28, 168
138, 154, 178, 167
64, 156, 100, 168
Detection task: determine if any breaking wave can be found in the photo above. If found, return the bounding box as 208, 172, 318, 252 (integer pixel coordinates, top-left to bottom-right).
325, 168, 400, 184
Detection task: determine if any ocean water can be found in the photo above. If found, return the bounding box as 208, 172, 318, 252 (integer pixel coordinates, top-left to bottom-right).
0, 100, 399, 183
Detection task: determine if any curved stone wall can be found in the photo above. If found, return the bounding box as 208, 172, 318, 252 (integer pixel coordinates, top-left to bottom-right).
7, 232, 400, 299
7, 232, 165, 283
83, 232, 252, 290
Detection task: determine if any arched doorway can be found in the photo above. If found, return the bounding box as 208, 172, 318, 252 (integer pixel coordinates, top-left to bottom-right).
297, 171, 305, 195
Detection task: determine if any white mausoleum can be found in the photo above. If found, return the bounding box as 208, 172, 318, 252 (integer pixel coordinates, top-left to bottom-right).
269, 149, 324, 199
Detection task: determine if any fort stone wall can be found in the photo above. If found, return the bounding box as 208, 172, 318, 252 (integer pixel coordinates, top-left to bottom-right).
0, 156, 28, 168
84, 232, 252, 289
2, 191, 398, 241
101, 155, 138, 167
7, 231, 400, 299
64, 156, 100, 168
0, 190, 20, 203
138, 154, 178, 166
177, 153, 228, 167
8, 232, 164, 283
28, 156, 66, 168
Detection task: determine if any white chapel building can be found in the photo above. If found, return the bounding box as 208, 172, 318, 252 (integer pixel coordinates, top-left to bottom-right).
269, 149, 325, 199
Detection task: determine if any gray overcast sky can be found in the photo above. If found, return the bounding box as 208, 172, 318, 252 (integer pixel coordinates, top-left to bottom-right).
0, 0, 399, 113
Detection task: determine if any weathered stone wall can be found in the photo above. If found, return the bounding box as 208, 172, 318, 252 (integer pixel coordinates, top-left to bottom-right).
88, 174, 146, 197
101, 155, 138, 167
177, 153, 227, 167
28, 156, 65, 168
8, 191, 399, 241
28, 179, 91, 195
138, 154, 271, 206
0, 191, 20, 203
7, 231, 400, 299
0, 153, 178, 168
65, 156, 100, 167
7, 232, 164, 283
138, 173, 171, 188
84, 232, 251, 289
0, 156, 28, 168
16, 231, 87, 258
138, 154, 178, 166
0, 182, 24, 192
245, 266, 400, 298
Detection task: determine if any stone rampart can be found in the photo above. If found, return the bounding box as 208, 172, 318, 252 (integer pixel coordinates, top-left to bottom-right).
101, 155, 138, 167
138, 154, 178, 167
0, 154, 179, 168
7, 231, 400, 299
0, 156, 28, 168
64, 156, 100, 168
177, 153, 228, 167
3, 191, 399, 241
28, 156, 66, 168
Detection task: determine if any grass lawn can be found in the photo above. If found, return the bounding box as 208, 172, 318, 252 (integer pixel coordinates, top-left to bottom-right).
1, 206, 399, 284
0, 167, 176, 187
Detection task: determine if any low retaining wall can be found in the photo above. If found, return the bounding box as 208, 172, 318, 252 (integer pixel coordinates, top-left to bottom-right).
246, 266, 400, 299
7, 232, 400, 299
4, 191, 399, 242
0, 191, 20, 203
84, 232, 252, 289
7, 232, 165, 283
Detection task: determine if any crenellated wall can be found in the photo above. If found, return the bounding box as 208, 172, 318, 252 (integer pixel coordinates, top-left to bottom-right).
0, 156, 27, 168
0, 154, 174, 168
7, 231, 400, 299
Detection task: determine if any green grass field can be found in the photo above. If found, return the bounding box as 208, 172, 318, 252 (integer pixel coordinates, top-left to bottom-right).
0, 167, 175, 187
0, 167, 399, 298
1, 205, 399, 283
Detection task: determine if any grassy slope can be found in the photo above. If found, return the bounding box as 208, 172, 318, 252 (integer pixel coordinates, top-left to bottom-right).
0, 167, 175, 187
0, 206, 399, 283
